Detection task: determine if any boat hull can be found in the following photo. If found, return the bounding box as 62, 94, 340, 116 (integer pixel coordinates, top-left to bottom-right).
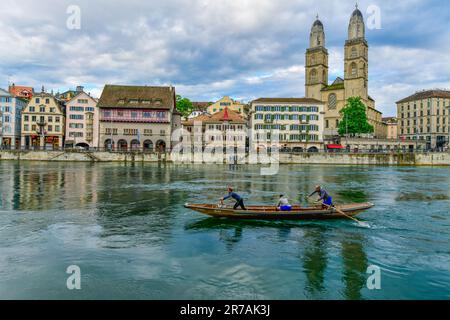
184, 203, 374, 220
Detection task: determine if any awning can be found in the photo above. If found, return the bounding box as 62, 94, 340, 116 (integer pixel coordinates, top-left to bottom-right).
327, 144, 344, 149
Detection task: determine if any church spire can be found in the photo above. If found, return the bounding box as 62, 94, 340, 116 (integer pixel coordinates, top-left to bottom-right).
348, 3, 365, 40
309, 14, 325, 48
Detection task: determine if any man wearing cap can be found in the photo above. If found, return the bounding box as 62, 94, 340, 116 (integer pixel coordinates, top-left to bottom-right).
308, 185, 333, 209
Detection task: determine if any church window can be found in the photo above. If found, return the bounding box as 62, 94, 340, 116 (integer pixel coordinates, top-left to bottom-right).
328, 94, 337, 110
350, 62, 357, 77
310, 69, 318, 83
351, 47, 357, 58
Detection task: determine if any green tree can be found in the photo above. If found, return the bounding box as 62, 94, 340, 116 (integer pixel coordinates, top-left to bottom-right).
338, 97, 374, 136
176, 95, 194, 118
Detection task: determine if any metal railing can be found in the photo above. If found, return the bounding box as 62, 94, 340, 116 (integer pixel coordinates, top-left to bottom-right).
1, 145, 448, 156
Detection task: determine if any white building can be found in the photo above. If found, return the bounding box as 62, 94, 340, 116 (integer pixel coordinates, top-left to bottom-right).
64, 88, 99, 149
250, 98, 325, 152
0, 88, 27, 149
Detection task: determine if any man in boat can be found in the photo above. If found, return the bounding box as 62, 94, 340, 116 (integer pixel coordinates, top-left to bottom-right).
308, 185, 333, 209
221, 187, 247, 210
277, 195, 292, 211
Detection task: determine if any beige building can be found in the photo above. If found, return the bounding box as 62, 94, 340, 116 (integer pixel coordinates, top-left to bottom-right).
21, 88, 65, 150
97, 85, 181, 152
250, 98, 325, 152
64, 89, 99, 149
207, 96, 247, 118
383, 117, 398, 140
305, 7, 385, 139
396, 90, 450, 150
182, 108, 247, 151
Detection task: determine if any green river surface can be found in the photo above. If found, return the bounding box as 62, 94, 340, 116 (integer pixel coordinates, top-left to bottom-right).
0, 161, 449, 300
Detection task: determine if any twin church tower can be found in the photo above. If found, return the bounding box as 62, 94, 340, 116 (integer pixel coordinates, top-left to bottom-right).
305, 5, 384, 138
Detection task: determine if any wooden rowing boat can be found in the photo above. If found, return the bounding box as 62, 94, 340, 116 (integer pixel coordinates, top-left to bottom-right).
184, 202, 374, 220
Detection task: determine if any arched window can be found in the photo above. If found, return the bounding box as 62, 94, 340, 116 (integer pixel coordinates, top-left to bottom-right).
143, 140, 154, 152
131, 139, 140, 151
117, 139, 128, 151
310, 69, 318, 83
328, 94, 337, 110
350, 62, 358, 77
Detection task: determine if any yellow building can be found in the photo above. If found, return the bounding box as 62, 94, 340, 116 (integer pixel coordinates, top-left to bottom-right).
21, 88, 65, 149
305, 7, 385, 139
207, 96, 247, 117
383, 117, 399, 140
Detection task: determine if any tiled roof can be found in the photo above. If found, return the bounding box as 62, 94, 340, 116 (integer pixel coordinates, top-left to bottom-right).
192, 102, 212, 111
183, 108, 247, 126
9, 85, 34, 98
382, 117, 397, 123
396, 90, 450, 104
252, 97, 323, 104
97, 85, 175, 110
322, 82, 345, 91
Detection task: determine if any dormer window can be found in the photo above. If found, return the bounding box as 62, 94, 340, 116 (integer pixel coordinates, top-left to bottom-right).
130, 99, 139, 104
118, 99, 126, 104
142, 100, 151, 104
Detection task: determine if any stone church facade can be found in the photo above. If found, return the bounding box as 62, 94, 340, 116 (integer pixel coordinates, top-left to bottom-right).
304, 6, 386, 140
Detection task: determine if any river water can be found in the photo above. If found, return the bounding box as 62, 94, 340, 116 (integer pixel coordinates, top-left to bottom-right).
0, 161, 449, 300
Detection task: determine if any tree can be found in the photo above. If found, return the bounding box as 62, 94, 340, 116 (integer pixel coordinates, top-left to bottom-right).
338, 97, 374, 136
176, 95, 194, 119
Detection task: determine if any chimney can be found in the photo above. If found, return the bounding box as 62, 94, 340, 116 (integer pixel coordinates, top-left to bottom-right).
76, 86, 84, 93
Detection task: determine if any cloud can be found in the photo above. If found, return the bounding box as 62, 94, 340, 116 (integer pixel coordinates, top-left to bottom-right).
0, 0, 449, 117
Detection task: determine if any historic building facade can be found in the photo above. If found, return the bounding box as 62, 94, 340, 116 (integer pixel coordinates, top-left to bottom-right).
8, 84, 34, 101
97, 85, 181, 152
64, 90, 99, 149
396, 90, 450, 150
182, 108, 247, 151
21, 89, 65, 149
383, 117, 399, 140
0, 88, 27, 148
250, 98, 325, 152
305, 7, 385, 139
207, 96, 248, 118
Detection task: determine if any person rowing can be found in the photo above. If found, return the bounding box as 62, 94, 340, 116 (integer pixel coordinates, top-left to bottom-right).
308, 185, 333, 209
220, 187, 247, 210
277, 195, 292, 211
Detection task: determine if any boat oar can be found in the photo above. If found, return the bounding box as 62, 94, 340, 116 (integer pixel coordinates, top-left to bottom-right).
324, 203, 370, 228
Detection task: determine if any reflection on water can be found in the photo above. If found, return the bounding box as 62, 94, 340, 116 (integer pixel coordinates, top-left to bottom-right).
341, 235, 368, 300
302, 226, 328, 297
0, 162, 450, 300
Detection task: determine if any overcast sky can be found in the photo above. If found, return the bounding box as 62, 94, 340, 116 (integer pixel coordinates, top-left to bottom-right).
1, 0, 449, 116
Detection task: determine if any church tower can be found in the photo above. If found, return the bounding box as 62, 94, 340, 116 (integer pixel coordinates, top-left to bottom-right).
305, 16, 329, 100
344, 5, 369, 102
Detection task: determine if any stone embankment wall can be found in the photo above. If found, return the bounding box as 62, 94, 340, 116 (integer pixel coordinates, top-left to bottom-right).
0, 150, 449, 166
0, 150, 164, 162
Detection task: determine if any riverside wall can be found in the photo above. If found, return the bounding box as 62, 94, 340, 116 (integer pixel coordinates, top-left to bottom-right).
0, 150, 449, 166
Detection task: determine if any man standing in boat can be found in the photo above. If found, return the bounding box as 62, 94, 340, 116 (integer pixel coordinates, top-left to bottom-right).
308, 185, 333, 209
221, 187, 247, 210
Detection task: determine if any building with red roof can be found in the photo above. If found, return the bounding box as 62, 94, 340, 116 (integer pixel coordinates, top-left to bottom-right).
8, 84, 34, 100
